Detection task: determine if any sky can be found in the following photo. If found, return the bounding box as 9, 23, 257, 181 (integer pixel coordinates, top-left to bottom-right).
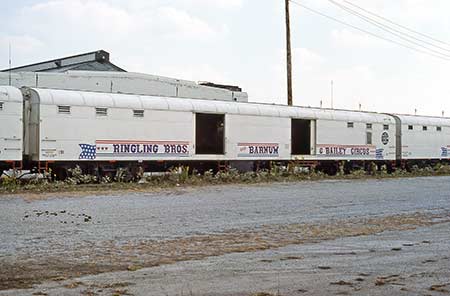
0, 0, 449, 116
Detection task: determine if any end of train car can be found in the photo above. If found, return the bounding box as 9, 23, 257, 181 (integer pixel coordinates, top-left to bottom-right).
389, 114, 450, 163
0, 86, 24, 175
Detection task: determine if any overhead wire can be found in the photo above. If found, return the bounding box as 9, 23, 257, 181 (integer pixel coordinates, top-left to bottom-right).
327, 0, 450, 57
342, 0, 450, 47
288, 0, 450, 61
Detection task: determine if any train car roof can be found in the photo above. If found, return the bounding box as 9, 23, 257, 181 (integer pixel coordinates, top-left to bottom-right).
27, 87, 395, 124
0, 86, 24, 102
393, 114, 450, 127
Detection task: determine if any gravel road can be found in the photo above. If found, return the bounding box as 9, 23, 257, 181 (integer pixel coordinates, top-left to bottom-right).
0, 176, 449, 295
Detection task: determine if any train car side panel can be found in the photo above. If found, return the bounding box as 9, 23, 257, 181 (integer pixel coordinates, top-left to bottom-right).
0, 86, 23, 162
225, 114, 290, 160
396, 115, 450, 160
37, 105, 194, 162
315, 118, 396, 161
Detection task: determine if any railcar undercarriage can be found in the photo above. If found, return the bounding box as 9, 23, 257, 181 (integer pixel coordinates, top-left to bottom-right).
7, 159, 445, 181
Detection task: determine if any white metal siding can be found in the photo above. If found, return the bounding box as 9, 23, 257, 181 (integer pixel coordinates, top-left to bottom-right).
226, 115, 290, 159
400, 124, 450, 159
28, 88, 398, 162
37, 102, 194, 161
395, 115, 450, 159
315, 120, 396, 161
0, 86, 23, 161
0, 71, 249, 102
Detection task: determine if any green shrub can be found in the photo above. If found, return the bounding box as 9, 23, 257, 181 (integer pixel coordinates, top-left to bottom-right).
66, 166, 97, 185
0, 176, 20, 192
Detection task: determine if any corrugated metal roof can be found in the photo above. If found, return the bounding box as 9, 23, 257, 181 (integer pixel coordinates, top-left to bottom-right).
1, 50, 125, 73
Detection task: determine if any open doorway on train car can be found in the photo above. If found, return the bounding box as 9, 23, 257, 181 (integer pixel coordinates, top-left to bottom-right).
195, 113, 225, 155
291, 119, 311, 155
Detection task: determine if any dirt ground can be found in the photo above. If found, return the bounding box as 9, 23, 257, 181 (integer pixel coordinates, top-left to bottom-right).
1, 211, 449, 291
2, 220, 450, 296
1, 177, 450, 295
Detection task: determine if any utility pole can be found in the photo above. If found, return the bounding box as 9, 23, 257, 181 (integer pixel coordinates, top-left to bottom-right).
285, 0, 293, 106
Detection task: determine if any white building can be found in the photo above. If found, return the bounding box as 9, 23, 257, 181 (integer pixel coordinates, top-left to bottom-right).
0, 50, 248, 102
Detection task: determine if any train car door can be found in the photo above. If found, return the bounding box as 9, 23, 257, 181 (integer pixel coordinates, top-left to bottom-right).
195, 113, 225, 154
291, 119, 312, 155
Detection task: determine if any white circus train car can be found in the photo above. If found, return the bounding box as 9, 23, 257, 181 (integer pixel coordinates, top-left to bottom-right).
21, 87, 397, 176
393, 114, 450, 161
0, 86, 23, 174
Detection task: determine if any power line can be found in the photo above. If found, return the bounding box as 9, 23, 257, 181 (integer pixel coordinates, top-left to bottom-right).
288, 0, 450, 61
328, 0, 450, 57
329, 0, 450, 54
342, 0, 450, 47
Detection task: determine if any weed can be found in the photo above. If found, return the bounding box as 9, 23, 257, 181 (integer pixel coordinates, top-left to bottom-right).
1, 163, 450, 195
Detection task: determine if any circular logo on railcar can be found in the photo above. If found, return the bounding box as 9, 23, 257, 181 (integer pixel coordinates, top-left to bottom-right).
381, 132, 389, 145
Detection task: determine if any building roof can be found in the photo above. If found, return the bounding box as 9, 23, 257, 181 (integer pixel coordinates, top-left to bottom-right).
1, 50, 126, 73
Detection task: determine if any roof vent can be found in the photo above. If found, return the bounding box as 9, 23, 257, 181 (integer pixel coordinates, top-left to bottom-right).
133, 109, 144, 118
58, 105, 71, 114
198, 82, 242, 92
96, 107, 108, 116
95, 50, 110, 63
